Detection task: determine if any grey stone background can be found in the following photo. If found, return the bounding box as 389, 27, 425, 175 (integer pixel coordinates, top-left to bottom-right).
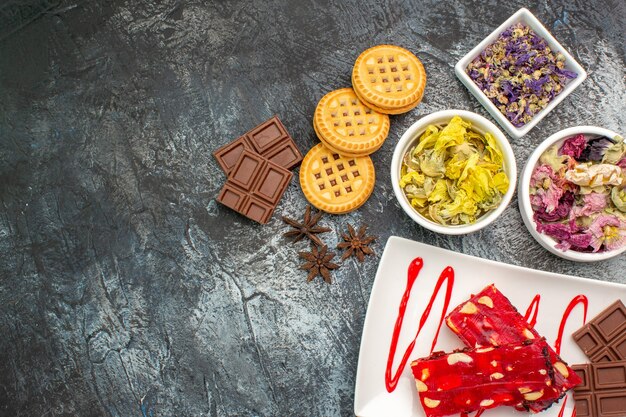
0, 0, 624, 416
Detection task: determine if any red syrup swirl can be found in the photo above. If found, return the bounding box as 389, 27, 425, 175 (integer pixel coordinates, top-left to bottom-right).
384, 257, 455, 393
557, 396, 568, 417
555, 295, 588, 417
554, 294, 588, 355
524, 294, 541, 327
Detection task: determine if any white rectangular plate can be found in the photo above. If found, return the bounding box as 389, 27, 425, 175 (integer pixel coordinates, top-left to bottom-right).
354, 236, 626, 417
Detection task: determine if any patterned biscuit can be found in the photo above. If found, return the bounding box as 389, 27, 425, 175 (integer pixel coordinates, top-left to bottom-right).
299, 143, 375, 214
352, 80, 420, 115
313, 117, 369, 158
313, 88, 389, 157
352, 44, 426, 113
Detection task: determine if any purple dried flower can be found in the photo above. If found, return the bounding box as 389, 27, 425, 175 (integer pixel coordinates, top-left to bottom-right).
579, 135, 616, 162
465, 22, 578, 127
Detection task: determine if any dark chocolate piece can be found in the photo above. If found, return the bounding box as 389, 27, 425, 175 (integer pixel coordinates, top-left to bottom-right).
572, 362, 626, 417
213, 116, 302, 174
573, 300, 626, 362
217, 149, 292, 224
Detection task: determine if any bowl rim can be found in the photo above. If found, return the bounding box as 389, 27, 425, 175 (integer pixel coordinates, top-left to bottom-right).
518, 125, 626, 262
391, 109, 517, 235
455, 8, 587, 139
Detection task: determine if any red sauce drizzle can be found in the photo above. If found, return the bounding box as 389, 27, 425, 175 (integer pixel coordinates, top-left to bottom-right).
554, 295, 587, 417
524, 294, 541, 328
554, 294, 588, 355
384, 257, 455, 393
557, 396, 568, 417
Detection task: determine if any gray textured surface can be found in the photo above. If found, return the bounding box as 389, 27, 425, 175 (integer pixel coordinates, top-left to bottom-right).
0, 0, 624, 416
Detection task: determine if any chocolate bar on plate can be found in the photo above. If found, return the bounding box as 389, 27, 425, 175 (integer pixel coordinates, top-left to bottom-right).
573, 300, 626, 363
572, 361, 626, 417
217, 149, 292, 224
445, 284, 581, 412
213, 116, 302, 174
410, 339, 555, 417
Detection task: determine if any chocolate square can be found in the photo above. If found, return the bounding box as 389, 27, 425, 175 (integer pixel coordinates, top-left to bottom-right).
264, 140, 302, 170
241, 196, 273, 224
252, 161, 292, 205
213, 136, 252, 174
230, 150, 263, 191
575, 325, 605, 357
613, 332, 626, 360
595, 301, 626, 342
594, 362, 626, 390
573, 393, 595, 417
595, 392, 626, 416
217, 183, 247, 211
246, 116, 287, 153
573, 364, 593, 391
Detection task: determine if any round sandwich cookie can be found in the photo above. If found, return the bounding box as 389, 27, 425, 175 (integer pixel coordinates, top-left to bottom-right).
313, 88, 390, 157
352, 44, 426, 114
299, 143, 375, 214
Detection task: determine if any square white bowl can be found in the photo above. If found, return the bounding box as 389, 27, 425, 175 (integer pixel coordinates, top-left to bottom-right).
455, 8, 587, 139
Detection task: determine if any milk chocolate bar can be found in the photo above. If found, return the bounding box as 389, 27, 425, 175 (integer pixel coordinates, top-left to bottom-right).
213, 116, 302, 174
573, 300, 626, 362
217, 149, 292, 224
572, 361, 626, 417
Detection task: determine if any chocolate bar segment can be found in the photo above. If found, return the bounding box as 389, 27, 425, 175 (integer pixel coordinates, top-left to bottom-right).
246, 116, 288, 152
445, 284, 581, 412
573, 362, 626, 417
573, 300, 626, 362
217, 149, 292, 224
213, 136, 251, 173
213, 116, 302, 174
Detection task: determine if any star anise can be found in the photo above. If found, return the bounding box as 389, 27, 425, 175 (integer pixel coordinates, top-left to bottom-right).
337, 224, 376, 262
299, 245, 339, 283
282, 205, 331, 247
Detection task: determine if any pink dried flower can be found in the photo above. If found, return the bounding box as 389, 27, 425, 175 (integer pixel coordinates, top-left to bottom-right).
570, 193, 608, 219
559, 134, 587, 158
588, 214, 626, 252
530, 164, 564, 213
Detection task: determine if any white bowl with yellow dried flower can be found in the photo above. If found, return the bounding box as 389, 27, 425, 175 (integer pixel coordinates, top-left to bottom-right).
391, 110, 517, 235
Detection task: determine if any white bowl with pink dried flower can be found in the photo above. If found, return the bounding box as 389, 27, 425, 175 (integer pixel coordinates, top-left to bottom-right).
519, 126, 626, 261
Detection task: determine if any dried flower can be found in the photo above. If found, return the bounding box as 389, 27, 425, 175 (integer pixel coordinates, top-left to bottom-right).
399, 116, 509, 226
579, 136, 616, 162
588, 214, 626, 252
466, 23, 577, 127
530, 134, 626, 253
559, 134, 586, 159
